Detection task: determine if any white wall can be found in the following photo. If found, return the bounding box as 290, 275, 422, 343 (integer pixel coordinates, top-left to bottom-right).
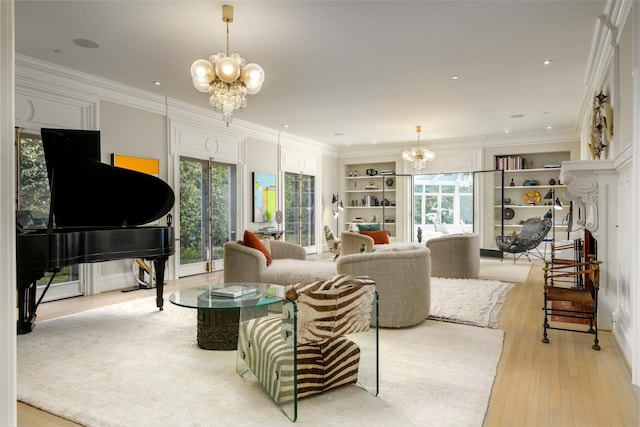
0, 1, 16, 425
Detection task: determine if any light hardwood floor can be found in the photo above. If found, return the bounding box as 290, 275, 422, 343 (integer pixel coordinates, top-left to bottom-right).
17, 262, 640, 426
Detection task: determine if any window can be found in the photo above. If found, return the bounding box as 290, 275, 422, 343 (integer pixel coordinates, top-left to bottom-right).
414, 172, 474, 235
16, 129, 79, 285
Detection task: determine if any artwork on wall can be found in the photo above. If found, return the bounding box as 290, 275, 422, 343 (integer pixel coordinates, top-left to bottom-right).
112, 153, 160, 177
589, 90, 613, 160
253, 172, 276, 223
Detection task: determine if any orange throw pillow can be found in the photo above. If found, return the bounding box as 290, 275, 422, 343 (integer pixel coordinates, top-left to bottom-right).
360, 230, 390, 245
243, 230, 273, 266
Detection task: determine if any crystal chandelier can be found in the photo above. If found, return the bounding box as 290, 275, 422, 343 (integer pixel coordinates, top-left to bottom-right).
402, 125, 435, 172
190, 5, 265, 125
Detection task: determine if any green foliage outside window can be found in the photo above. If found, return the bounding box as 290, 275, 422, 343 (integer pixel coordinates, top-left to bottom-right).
179, 159, 233, 264
19, 132, 76, 284
179, 159, 205, 264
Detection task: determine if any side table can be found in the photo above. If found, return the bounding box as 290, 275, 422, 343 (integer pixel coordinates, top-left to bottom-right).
169, 283, 283, 350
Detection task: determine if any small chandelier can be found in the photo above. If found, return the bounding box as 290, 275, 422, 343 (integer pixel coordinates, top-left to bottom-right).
190, 5, 265, 125
402, 125, 435, 172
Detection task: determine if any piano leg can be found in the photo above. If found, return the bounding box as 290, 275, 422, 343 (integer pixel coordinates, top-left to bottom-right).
152, 256, 168, 311
17, 281, 37, 334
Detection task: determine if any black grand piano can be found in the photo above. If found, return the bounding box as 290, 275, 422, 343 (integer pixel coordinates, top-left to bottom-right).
16, 128, 175, 334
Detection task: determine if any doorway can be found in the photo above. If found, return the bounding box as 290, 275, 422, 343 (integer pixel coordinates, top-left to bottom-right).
284, 172, 316, 251
179, 156, 237, 276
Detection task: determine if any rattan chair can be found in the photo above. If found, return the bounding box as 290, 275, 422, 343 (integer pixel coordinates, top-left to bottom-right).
495, 217, 551, 263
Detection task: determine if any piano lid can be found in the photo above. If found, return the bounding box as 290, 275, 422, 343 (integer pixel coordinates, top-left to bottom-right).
41, 128, 175, 228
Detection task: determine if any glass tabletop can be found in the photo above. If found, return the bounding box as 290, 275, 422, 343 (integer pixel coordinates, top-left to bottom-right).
169, 283, 284, 310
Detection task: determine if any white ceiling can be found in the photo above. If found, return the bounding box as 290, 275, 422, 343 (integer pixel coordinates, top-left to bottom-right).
15, 0, 605, 147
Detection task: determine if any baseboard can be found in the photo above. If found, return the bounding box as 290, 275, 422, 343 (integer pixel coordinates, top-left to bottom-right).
611, 330, 640, 405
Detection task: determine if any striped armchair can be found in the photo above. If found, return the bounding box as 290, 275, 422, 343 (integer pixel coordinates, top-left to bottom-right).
237, 275, 378, 421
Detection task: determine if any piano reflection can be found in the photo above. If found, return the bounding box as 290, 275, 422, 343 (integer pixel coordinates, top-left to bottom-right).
16, 128, 175, 334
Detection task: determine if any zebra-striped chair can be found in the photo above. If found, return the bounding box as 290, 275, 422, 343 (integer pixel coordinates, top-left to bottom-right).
236, 275, 378, 421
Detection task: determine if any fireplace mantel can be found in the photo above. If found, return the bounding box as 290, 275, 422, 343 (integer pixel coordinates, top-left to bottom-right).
560, 160, 617, 239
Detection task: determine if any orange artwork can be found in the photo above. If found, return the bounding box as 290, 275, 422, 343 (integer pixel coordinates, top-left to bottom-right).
112, 153, 159, 177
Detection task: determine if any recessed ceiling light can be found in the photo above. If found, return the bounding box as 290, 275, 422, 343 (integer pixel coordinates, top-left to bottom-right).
73, 38, 100, 49
451, 75, 460, 80
510, 114, 524, 119
504, 129, 511, 134
542, 59, 553, 65
152, 81, 162, 86
53, 49, 64, 54
546, 126, 553, 130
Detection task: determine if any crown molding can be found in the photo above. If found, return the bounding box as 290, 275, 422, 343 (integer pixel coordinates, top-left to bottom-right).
16, 54, 338, 157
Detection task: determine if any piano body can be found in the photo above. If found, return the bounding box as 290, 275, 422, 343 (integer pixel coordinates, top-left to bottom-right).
16, 128, 175, 334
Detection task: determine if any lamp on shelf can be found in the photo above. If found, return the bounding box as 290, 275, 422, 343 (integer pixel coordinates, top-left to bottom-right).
402, 125, 435, 172
544, 188, 563, 246
189, 5, 265, 126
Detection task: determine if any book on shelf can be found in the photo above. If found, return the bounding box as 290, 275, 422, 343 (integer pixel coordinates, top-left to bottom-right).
209, 286, 257, 298
495, 155, 526, 170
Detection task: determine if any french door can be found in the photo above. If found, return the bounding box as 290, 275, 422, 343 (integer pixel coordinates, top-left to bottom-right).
284, 172, 316, 251
179, 156, 237, 276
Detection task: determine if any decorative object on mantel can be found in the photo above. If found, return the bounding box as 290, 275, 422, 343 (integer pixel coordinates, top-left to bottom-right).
402, 125, 435, 172
189, 5, 265, 126
589, 90, 613, 160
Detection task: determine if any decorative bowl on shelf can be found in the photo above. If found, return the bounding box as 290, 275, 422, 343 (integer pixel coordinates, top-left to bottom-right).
523, 190, 542, 204
503, 208, 515, 220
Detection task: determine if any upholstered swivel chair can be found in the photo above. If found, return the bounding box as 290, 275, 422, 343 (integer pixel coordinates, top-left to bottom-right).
426, 233, 480, 279
236, 274, 378, 421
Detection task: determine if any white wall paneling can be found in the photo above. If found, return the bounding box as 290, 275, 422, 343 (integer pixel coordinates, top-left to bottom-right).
169, 120, 244, 163
630, 0, 640, 391
614, 160, 632, 361
15, 90, 96, 131
280, 146, 320, 176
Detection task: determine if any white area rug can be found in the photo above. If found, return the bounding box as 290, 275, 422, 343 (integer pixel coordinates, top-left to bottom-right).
479, 258, 533, 283
18, 296, 504, 427
429, 278, 513, 328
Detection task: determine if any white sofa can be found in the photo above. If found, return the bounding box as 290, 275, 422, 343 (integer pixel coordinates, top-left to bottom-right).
223, 240, 337, 286
340, 231, 421, 255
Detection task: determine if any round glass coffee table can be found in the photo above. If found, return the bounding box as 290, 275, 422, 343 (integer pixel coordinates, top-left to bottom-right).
169, 283, 283, 350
